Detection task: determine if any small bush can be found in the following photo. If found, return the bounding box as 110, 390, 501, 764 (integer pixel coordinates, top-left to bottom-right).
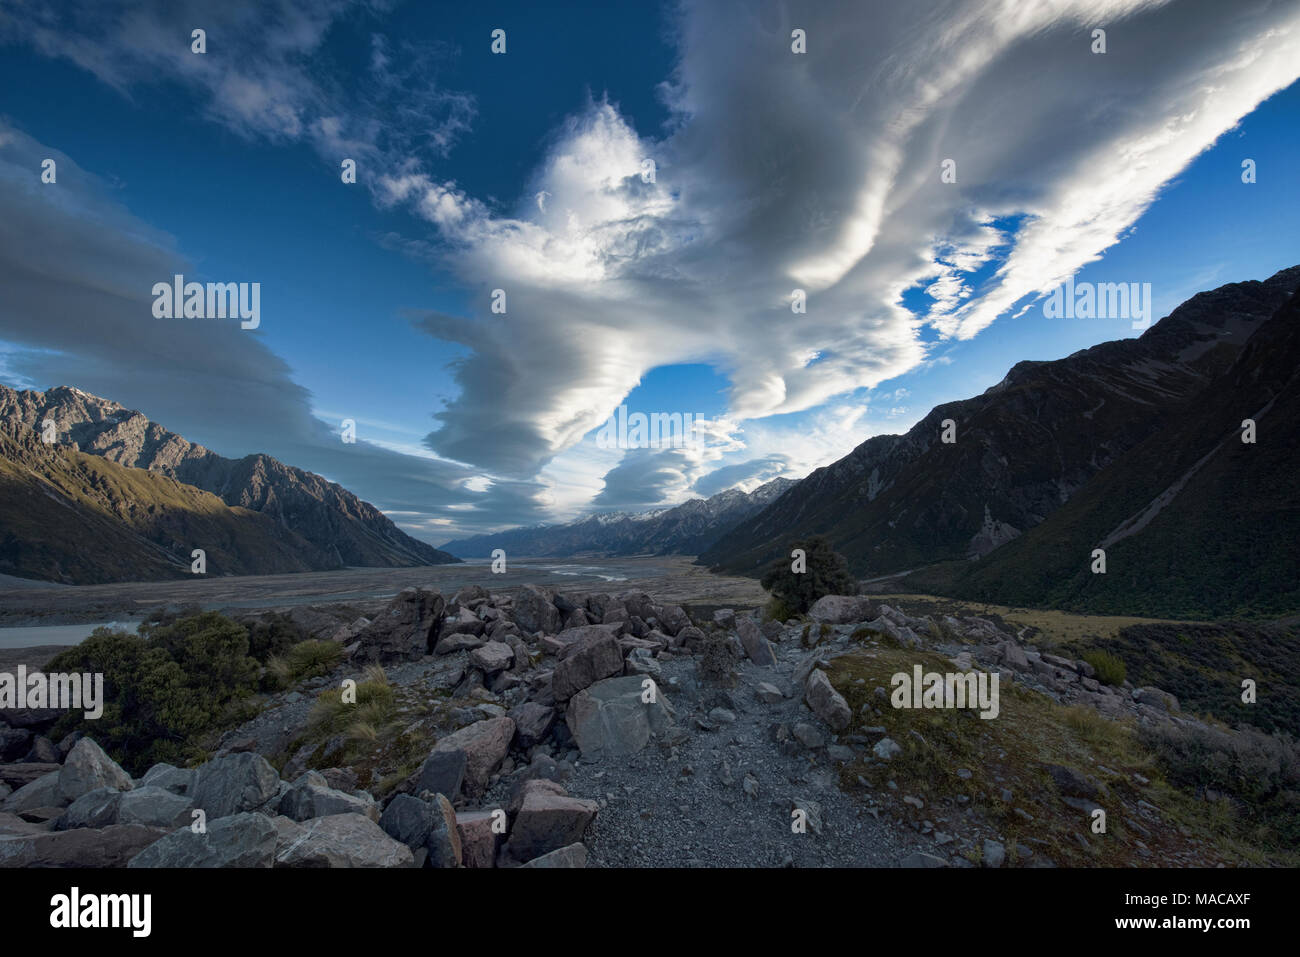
763, 594, 798, 624
759, 535, 857, 615
697, 633, 739, 686
1083, 649, 1126, 686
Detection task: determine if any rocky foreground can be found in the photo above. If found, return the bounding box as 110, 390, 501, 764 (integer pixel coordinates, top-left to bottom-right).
0, 584, 1221, 867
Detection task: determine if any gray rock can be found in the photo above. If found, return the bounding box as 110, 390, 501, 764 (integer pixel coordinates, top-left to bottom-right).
755, 682, 786, 704
2, 822, 168, 867
117, 786, 193, 829
56, 786, 123, 830
430, 717, 515, 796
378, 793, 461, 868
279, 772, 377, 822
513, 584, 562, 635
793, 722, 825, 750
141, 763, 195, 796
56, 738, 133, 804
1133, 687, 1180, 712
873, 737, 902, 760
0, 728, 32, 761
128, 812, 278, 868
805, 669, 852, 731
565, 675, 676, 761
470, 640, 514, 675
1, 771, 63, 813
807, 595, 874, 624
520, 842, 588, 867
712, 608, 737, 630
273, 813, 415, 868
983, 839, 1006, 868
353, 588, 445, 662
900, 851, 949, 868
506, 789, 598, 862
508, 702, 556, 750
736, 617, 778, 667
190, 752, 282, 819
553, 631, 624, 700
414, 749, 467, 802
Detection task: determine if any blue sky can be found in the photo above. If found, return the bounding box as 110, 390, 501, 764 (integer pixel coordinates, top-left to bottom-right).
1, 0, 1298, 545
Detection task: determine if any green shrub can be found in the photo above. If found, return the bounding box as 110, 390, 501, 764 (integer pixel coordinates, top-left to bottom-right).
1082, 649, 1126, 686
46, 611, 262, 774
759, 535, 857, 615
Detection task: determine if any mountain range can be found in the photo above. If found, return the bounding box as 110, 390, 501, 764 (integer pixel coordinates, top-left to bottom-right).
440, 477, 796, 559
0, 385, 458, 583
703, 266, 1300, 620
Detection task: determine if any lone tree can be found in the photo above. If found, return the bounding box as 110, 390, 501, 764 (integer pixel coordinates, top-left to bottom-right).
760, 535, 857, 616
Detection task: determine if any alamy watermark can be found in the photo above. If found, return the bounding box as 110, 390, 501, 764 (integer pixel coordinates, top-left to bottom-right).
594, 405, 705, 450
1043, 277, 1152, 330
890, 665, 999, 719
152, 274, 260, 329
0, 666, 103, 719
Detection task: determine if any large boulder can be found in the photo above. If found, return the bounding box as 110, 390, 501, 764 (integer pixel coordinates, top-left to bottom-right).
1, 821, 168, 867
274, 813, 415, 868
505, 789, 598, 862
140, 763, 195, 796
116, 786, 193, 829
508, 702, 556, 749
413, 749, 467, 802
430, 717, 515, 796
279, 771, 377, 822
353, 588, 446, 662
565, 675, 676, 761
805, 669, 852, 731
1, 770, 63, 813
190, 752, 282, 819
128, 813, 278, 868
56, 786, 122, 830
552, 631, 624, 700
0, 728, 32, 761
56, 738, 133, 804
657, 605, 691, 637
736, 618, 778, 667
469, 640, 514, 675
378, 793, 461, 868
808, 595, 874, 624
512, 585, 562, 635
455, 809, 502, 868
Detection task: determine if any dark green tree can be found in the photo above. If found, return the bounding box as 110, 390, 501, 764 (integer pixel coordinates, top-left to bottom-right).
760, 535, 857, 615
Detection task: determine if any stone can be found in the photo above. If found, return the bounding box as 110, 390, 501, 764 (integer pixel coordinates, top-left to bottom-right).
434, 634, 485, 655
128, 813, 277, 868
805, 669, 852, 731
900, 851, 948, 868
1133, 687, 1180, 712
56, 738, 133, 804
565, 675, 677, 761
983, 839, 1006, 868
807, 595, 874, 624
190, 752, 282, 819
712, 608, 737, 630
658, 605, 691, 636
2, 822, 168, 867
755, 682, 786, 704
117, 786, 193, 829
273, 813, 415, 868
430, 717, 515, 796
141, 763, 195, 796
624, 647, 662, 679
553, 631, 624, 700
506, 790, 598, 861
378, 793, 461, 867
513, 584, 562, 635
470, 640, 515, 675
353, 588, 446, 662
1, 770, 62, 813
1045, 764, 1105, 799
793, 722, 825, 750
24, 735, 59, 764
508, 702, 555, 750
55, 786, 122, 830
736, 617, 778, 667
455, 809, 502, 868
414, 748, 466, 802
873, 737, 902, 760
520, 842, 588, 867
279, 772, 377, 822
